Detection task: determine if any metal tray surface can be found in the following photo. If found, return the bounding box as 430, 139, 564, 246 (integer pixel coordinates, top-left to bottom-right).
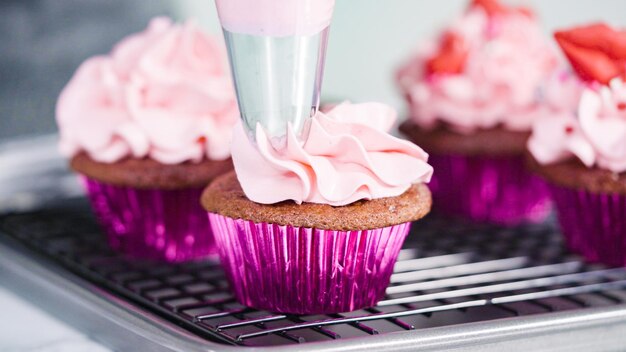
3, 200, 626, 351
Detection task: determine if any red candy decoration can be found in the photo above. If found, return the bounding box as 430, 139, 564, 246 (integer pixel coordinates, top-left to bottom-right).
426, 32, 468, 75
471, 0, 533, 18
555, 23, 626, 84
471, 0, 508, 16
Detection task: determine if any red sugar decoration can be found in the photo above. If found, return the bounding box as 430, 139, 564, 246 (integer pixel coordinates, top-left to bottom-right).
426, 32, 468, 75
554, 23, 626, 85
470, 0, 534, 18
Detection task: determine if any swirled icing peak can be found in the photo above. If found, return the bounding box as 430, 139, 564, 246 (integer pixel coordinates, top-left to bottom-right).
529, 77, 626, 173
56, 17, 239, 164
397, 0, 558, 133
231, 102, 433, 206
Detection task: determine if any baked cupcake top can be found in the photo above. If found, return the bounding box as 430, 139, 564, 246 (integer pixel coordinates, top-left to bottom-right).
56, 17, 238, 165
202, 172, 431, 230
229, 102, 433, 207
528, 23, 626, 176
397, 0, 558, 133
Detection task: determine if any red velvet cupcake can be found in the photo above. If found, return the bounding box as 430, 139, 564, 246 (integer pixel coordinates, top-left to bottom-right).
397, 0, 558, 225
202, 102, 433, 314
528, 23, 626, 267
56, 18, 238, 262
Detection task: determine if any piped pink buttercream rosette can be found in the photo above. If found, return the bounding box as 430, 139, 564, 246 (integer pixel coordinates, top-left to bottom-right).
232, 102, 433, 207
57, 17, 239, 165
530, 23, 626, 174
397, 0, 558, 133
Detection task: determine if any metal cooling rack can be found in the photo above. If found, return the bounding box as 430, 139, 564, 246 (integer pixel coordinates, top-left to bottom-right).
3, 201, 626, 351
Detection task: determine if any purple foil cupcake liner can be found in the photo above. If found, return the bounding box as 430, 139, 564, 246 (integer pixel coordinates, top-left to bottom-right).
209, 213, 411, 314
82, 176, 216, 263
428, 154, 551, 225
549, 184, 626, 267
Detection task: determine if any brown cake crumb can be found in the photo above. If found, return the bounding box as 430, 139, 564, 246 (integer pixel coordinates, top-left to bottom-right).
201, 171, 432, 231
71, 152, 233, 190
527, 153, 626, 195
400, 120, 529, 157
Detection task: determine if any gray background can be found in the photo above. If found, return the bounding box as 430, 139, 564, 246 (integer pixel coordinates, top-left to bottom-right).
1, 0, 626, 140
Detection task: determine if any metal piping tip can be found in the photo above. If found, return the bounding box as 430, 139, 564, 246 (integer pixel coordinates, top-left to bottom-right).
223, 28, 330, 145
215, 0, 334, 146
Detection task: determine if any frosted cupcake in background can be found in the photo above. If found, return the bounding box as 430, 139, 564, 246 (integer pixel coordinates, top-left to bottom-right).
202, 102, 433, 314
397, 0, 558, 225
56, 17, 239, 262
528, 23, 626, 267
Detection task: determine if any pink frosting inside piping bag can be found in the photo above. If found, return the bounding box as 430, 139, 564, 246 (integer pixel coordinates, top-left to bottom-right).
56, 17, 239, 164
529, 77, 626, 173
397, 6, 558, 133
215, 0, 335, 36
232, 102, 433, 206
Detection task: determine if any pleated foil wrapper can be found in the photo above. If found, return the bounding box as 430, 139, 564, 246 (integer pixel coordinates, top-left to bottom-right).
209, 213, 411, 314
550, 184, 626, 267
428, 154, 552, 225
82, 176, 216, 263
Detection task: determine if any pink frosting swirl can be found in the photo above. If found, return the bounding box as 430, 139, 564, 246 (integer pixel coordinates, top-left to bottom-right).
215, 0, 335, 36
543, 70, 586, 116
397, 7, 558, 133
529, 77, 626, 173
56, 17, 239, 164
231, 102, 433, 206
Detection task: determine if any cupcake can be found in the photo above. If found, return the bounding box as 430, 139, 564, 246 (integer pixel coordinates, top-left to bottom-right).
202, 102, 433, 314
528, 23, 626, 267
56, 18, 239, 262
397, 0, 558, 225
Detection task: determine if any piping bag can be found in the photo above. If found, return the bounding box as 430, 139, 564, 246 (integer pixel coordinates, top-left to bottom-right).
215, 0, 335, 146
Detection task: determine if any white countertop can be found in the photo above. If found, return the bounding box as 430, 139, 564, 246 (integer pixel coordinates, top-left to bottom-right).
0, 286, 111, 352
